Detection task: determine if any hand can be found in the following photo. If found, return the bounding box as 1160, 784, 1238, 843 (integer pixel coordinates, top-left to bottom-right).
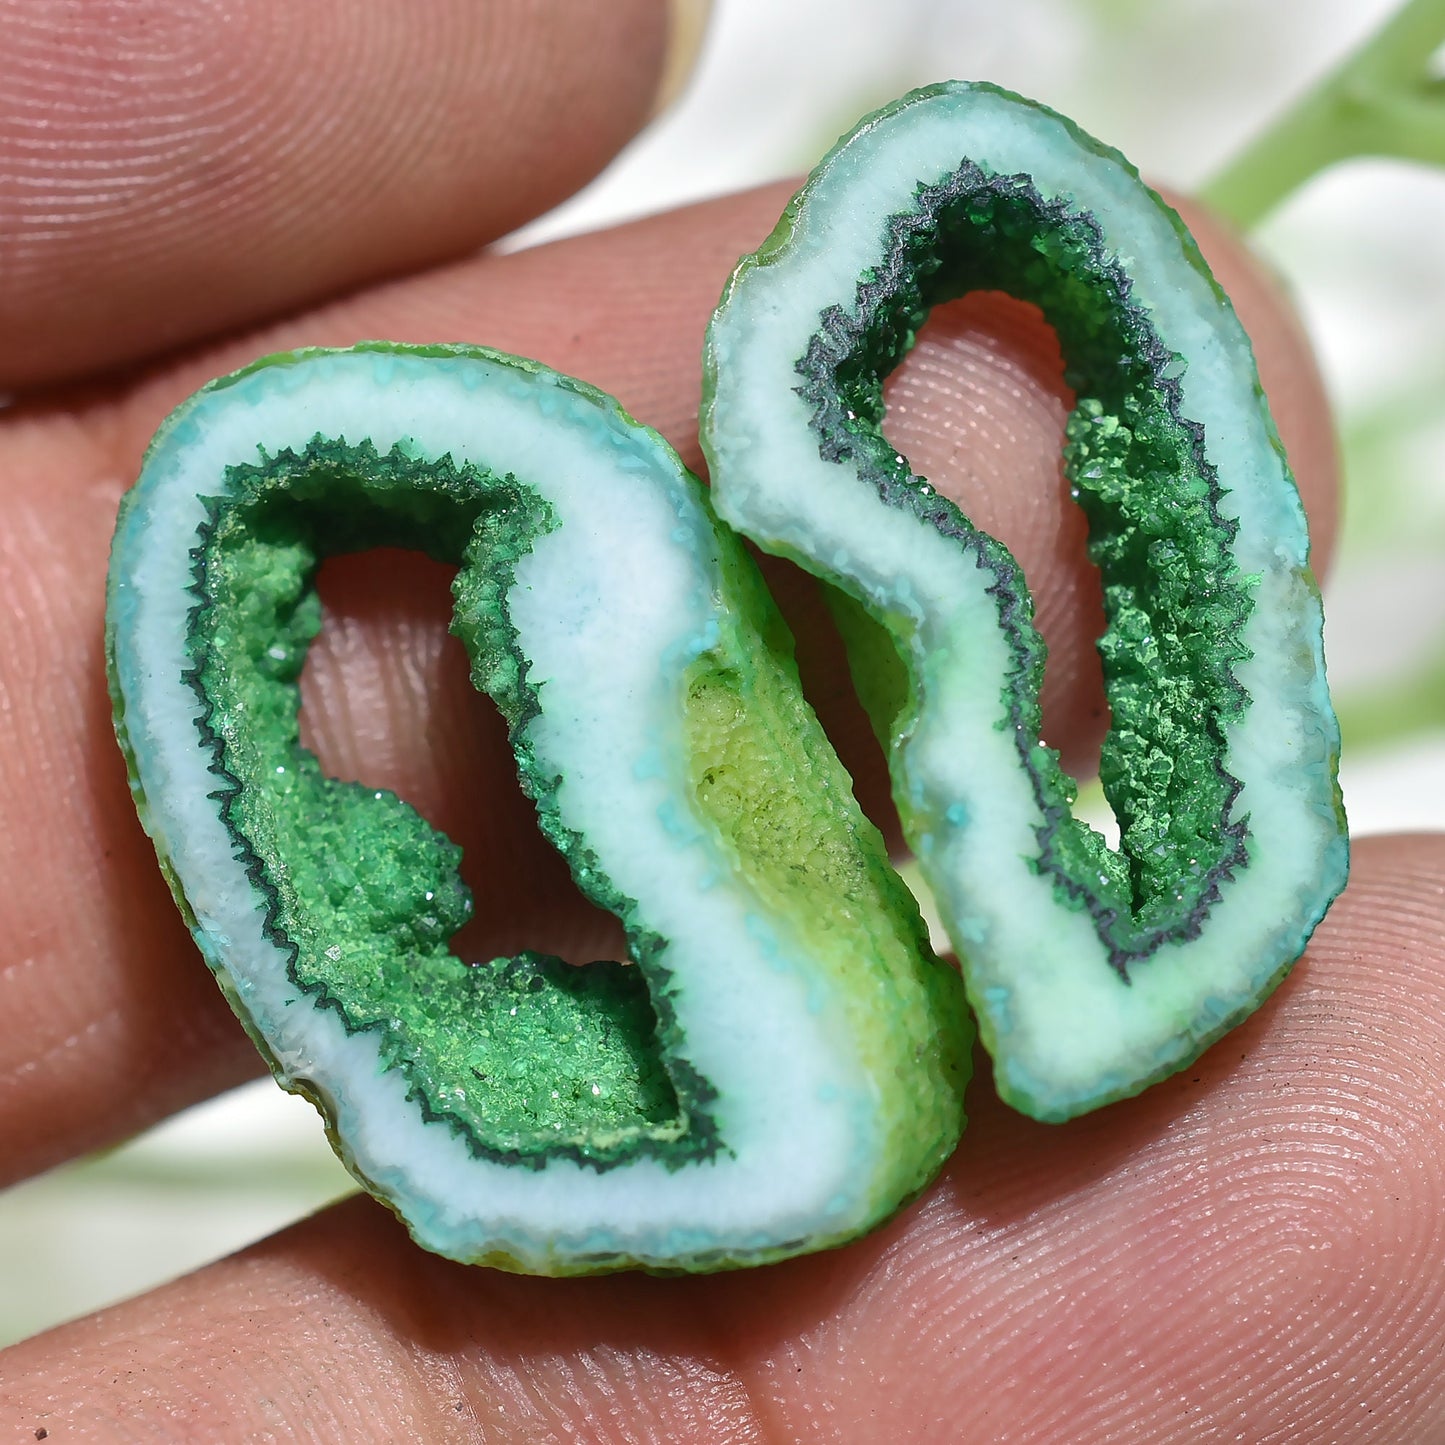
3, 3, 1439, 1439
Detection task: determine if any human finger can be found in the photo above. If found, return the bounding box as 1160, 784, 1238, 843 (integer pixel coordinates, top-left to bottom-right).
3, 834, 1437, 1442
0, 0, 678, 389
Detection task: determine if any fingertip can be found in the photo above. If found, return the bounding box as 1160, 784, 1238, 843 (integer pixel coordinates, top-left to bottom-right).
0, 0, 673, 388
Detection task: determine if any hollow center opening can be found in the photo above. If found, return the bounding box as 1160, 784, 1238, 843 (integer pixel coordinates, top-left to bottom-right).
300, 548, 630, 966
879, 289, 1113, 815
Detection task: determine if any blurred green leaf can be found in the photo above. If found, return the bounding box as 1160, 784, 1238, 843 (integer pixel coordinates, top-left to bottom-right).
1205, 0, 1445, 226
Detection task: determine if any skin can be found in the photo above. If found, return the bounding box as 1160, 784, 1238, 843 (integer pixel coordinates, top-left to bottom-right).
2, 3, 1442, 1440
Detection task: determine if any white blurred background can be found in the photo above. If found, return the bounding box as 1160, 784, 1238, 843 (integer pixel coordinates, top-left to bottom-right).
4, 0, 1442, 1346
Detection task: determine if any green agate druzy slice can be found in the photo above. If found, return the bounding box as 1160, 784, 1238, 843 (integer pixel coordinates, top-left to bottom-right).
106, 344, 971, 1274
701, 81, 1349, 1122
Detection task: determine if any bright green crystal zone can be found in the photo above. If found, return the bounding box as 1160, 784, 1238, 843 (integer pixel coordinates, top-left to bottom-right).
796, 166, 1256, 964
191, 436, 693, 1167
